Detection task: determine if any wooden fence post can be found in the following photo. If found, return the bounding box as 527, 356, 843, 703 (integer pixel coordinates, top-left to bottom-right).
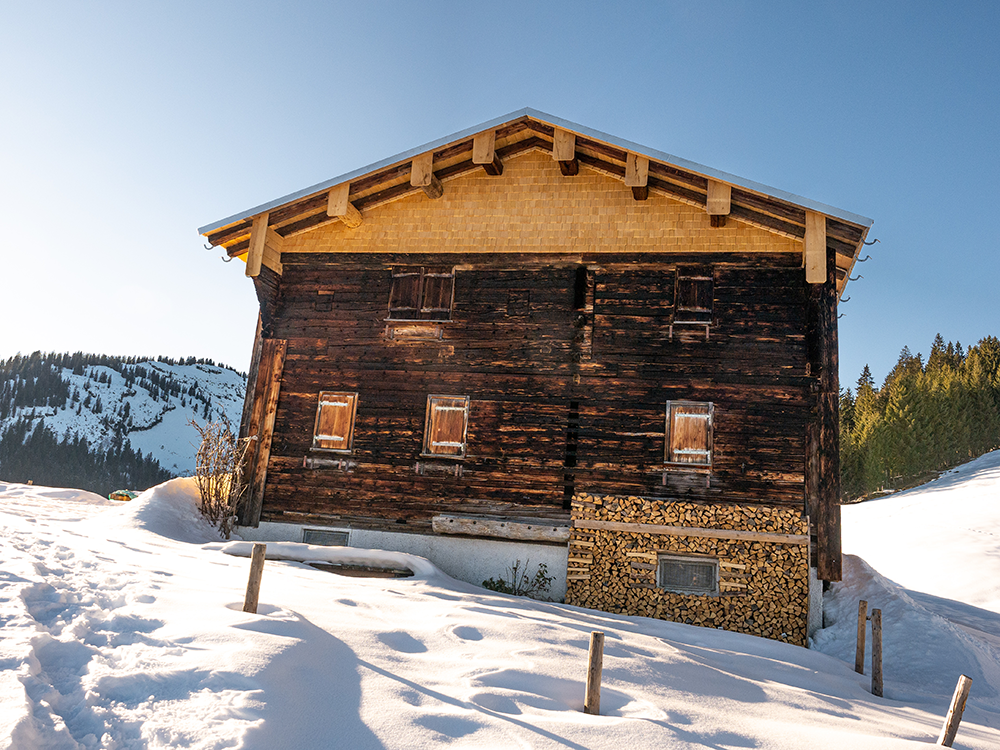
584, 631, 605, 715
871, 608, 883, 697
243, 543, 267, 614
937, 675, 972, 747
855, 599, 868, 674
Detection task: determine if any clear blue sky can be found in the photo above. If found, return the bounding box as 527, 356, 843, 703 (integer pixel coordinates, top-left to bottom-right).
2, 1, 997, 387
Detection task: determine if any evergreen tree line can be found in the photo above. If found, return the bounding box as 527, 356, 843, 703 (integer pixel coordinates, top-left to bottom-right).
841, 334, 1000, 500
0, 418, 173, 494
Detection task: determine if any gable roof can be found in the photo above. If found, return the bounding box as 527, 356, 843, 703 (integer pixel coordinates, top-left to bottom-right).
199, 108, 872, 293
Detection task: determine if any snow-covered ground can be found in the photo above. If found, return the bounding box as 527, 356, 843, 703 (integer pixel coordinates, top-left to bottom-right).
3, 455, 1000, 748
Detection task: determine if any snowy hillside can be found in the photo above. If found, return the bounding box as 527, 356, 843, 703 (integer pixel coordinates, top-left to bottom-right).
3, 454, 1000, 748
0, 354, 245, 477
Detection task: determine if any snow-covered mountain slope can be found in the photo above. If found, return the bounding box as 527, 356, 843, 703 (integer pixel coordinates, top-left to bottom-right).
1, 358, 245, 475
3, 452, 1000, 748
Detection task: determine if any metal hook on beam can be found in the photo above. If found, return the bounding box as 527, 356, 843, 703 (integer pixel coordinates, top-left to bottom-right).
849, 274, 863, 282
839, 295, 851, 304
856, 255, 872, 263
863, 238, 880, 246
204, 243, 215, 251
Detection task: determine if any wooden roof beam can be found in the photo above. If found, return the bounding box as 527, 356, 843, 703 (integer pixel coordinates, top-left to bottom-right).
410, 152, 443, 199
625, 153, 649, 201
472, 131, 503, 176
246, 213, 268, 278
805, 211, 827, 284
326, 183, 363, 228
707, 180, 732, 228
552, 129, 579, 176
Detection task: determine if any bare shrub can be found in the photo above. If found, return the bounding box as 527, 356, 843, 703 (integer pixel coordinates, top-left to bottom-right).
482, 560, 553, 600
189, 416, 251, 539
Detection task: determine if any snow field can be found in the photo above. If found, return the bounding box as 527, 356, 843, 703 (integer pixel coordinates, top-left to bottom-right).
2, 459, 1000, 748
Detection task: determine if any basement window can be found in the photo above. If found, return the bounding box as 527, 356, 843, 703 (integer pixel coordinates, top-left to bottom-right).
422, 395, 469, 458
312, 391, 358, 453
302, 528, 350, 547
665, 401, 713, 468
388, 266, 454, 321
658, 554, 719, 595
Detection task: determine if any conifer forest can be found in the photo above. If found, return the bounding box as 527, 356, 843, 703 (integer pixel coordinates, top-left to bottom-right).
841, 334, 1000, 501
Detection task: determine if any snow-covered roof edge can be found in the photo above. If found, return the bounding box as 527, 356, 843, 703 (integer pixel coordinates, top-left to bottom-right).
198, 107, 874, 236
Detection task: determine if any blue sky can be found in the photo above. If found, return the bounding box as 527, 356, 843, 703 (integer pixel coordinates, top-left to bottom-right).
2, 1, 997, 387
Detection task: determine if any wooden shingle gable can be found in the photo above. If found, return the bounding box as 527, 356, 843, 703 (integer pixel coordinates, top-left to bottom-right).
201, 111, 871, 295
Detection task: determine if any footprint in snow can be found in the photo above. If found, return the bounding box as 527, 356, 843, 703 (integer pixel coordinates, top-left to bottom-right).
377, 631, 428, 653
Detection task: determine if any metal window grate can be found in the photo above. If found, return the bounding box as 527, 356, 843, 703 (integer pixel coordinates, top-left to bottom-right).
658, 556, 718, 594
302, 528, 350, 547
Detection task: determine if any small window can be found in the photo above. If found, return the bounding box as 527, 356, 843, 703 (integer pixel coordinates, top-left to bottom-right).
312, 391, 358, 453
302, 528, 350, 547
422, 395, 469, 458
388, 267, 454, 321
675, 270, 713, 324
658, 554, 719, 595
665, 401, 713, 467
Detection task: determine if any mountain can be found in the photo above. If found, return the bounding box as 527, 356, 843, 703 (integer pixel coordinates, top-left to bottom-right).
0, 352, 246, 492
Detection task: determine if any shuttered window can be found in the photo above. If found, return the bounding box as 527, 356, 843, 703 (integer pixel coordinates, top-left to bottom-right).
674, 271, 713, 324
665, 401, 713, 467
312, 391, 358, 453
388, 267, 454, 321
422, 395, 469, 458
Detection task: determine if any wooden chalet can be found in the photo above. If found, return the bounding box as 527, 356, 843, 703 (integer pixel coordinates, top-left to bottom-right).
199, 109, 872, 645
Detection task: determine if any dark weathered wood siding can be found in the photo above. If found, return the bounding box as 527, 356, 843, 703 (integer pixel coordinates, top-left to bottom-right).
256, 251, 819, 539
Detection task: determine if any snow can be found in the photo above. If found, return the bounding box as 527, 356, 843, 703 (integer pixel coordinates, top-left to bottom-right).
3, 457, 1000, 748
2, 361, 245, 476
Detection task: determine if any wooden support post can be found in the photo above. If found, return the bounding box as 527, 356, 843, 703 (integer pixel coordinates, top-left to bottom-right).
473, 131, 503, 175
855, 599, 868, 674
327, 183, 363, 228
871, 608, 883, 697
243, 543, 266, 614
553, 128, 579, 175
937, 674, 973, 747
625, 153, 649, 200
246, 213, 269, 278
411, 152, 443, 199
584, 630, 604, 715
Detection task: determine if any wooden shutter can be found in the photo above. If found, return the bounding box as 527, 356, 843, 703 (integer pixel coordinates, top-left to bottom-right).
666, 401, 712, 466
312, 392, 358, 452
420, 268, 454, 320
388, 267, 422, 319
675, 271, 713, 324
423, 395, 469, 457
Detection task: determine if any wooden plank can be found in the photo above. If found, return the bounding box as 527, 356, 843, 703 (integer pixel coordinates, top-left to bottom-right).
572, 518, 808, 545
432, 513, 570, 542
245, 338, 287, 526
707, 181, 732, 216
805, 211, 827, 284
246, 213, 268, 278
855, 599, 867, 674
326, 184, 363, 228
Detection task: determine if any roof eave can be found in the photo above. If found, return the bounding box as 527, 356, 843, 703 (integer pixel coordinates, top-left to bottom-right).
197, 108, 873, 237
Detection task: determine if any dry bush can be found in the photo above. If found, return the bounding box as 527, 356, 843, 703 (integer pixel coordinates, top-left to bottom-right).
189, 416, 251, 539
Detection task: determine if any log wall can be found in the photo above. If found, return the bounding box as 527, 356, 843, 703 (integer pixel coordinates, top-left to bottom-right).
258, 251, 815, 531
567, 492, 810, 645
